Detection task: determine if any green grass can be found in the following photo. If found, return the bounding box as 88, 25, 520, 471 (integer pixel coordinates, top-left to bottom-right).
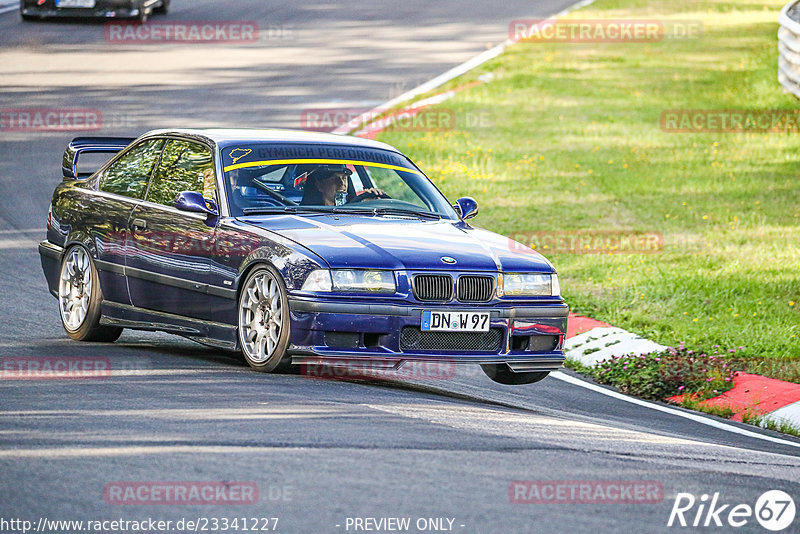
742, 410, 800, 438
677, 397, 736, 419
376, 0, 799, 370
566, 345, 736, 400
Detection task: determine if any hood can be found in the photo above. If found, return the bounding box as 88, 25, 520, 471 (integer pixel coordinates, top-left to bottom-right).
238, 214, 555, 273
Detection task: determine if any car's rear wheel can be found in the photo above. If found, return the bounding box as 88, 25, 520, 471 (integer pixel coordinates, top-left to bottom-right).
58, 245, 122, 342
481, 364, 549, 385
154, 0, 169, 14
135, 4, 149, 23
238, 266, 292, 372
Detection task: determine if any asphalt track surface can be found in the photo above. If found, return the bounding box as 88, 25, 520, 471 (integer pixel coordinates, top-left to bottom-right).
1, 2, 799, 533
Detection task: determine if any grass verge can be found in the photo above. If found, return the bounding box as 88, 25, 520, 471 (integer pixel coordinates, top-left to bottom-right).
743, 411, 800, 438
376, 0, 799, 369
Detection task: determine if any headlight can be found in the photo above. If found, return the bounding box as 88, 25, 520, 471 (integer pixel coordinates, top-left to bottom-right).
301, 269, 333, 292
501, 273, 558, 296
301, 269, 396, 293
332, 269, 396, 293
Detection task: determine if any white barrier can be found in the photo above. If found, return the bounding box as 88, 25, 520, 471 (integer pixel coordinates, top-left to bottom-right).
778, 1, 800, 97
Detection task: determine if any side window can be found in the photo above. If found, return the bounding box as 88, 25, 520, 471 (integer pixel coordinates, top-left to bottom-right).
146, 140, 215, 207
99, 139, 165, 199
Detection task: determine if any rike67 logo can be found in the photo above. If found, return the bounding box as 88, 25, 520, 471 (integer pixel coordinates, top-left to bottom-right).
668, 490, 795, 531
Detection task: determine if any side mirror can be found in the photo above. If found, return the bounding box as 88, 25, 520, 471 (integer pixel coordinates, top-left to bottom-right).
175, 191, 218, 217
454, 197, 479, 220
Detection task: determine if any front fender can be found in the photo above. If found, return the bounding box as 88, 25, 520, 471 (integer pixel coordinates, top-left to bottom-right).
237, 246, 328, 294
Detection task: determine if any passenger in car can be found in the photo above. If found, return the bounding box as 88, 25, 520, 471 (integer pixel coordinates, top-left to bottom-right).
227, 169, 247, 210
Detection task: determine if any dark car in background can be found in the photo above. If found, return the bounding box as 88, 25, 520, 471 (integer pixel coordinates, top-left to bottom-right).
39, 129, 569, 385
21, 0, 169, 22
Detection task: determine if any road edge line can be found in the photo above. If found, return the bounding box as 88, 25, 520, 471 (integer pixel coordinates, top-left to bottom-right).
551, 371, 800, 449
0, 3, 18, 15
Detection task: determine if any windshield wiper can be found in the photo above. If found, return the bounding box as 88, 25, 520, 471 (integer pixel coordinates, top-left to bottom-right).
371, 208, 441, 220
241, 206, 376, 216
241, 206, 330, 215
241, 206, 441, 220
242, 206, 292, 215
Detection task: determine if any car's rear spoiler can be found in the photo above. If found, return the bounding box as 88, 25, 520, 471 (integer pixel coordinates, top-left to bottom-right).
62, 136, 136, 179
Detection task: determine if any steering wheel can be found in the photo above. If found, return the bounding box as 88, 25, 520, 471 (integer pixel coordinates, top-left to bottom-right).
251, 180, 298, 205
347, 190, 391, 203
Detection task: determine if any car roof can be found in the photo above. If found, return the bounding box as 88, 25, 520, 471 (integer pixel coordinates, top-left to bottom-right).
139, 128, 402, 153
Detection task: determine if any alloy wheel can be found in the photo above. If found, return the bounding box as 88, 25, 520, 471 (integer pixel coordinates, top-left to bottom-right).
239, 270, 284, 363
58, 247, 92, 331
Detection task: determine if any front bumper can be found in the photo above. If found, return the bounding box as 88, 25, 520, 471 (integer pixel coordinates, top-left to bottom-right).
287, 297, 569, 372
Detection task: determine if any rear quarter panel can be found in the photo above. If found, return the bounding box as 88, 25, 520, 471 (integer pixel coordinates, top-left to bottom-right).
50, 178, 134, 305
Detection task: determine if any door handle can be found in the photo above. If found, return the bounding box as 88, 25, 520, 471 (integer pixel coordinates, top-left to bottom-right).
131, 218, 147, 231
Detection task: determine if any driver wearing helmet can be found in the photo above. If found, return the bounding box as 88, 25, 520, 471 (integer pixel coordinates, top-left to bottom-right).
301, 164, 386, 206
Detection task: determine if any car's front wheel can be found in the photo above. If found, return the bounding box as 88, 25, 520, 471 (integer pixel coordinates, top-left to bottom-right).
238, 266, 292, 372
58, 245, 122, 342
481, 364, 549, 385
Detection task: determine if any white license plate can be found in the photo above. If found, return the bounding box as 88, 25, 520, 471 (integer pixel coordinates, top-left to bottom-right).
421, 310, 490, 332
56, 0, 96, 8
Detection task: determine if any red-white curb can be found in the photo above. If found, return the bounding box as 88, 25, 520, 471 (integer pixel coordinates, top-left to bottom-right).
566, 314, 800, 432
565, 313, 667, 366
565, 325, 667, 367
670, 373, 800, 426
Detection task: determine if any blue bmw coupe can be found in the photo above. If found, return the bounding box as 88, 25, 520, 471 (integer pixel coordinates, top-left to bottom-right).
39, 129, 568, 384
21, 0, 169, 22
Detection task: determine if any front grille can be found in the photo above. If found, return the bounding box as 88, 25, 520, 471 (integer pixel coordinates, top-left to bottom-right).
412, 274, 453, 301
456, 275, 494, 302
400, 327, 503, 352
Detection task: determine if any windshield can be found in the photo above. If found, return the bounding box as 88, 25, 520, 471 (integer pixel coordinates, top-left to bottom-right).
220, 143, 457, 219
